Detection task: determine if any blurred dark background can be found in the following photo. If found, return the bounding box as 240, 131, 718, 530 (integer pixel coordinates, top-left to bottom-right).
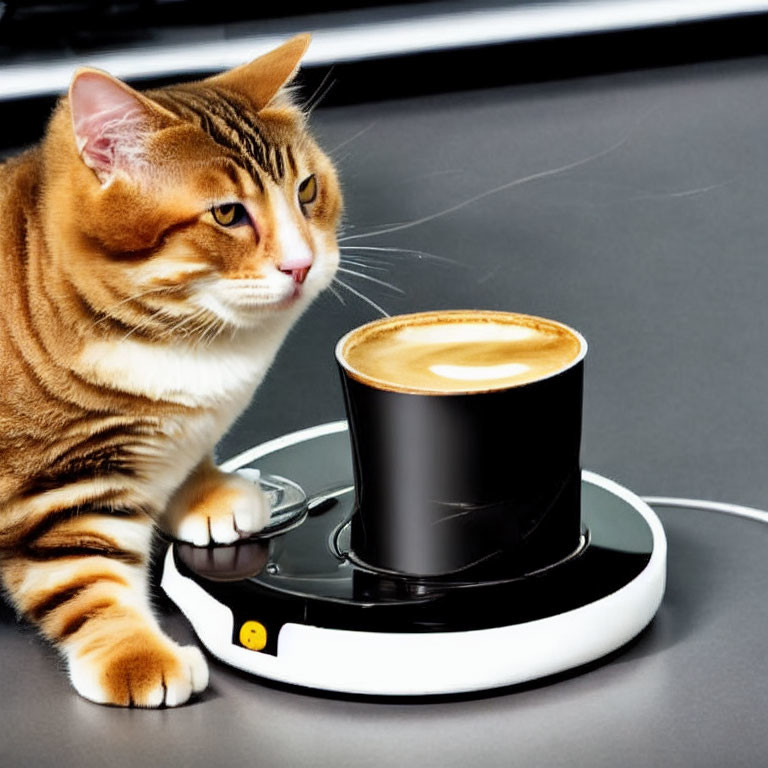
3, 2, 768, 150
3, 1, 768, 504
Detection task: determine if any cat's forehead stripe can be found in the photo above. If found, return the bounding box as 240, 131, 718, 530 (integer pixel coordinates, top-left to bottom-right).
203, 89, 271, 167
152, 86, 289, 189
285, 145, 298, 177
273, 146, 284, 179
194, 86, 284, 182
152, 88, 249, 169
221, 162, 243, 191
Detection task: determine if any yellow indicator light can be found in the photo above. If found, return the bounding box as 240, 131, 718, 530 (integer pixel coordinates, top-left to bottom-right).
239, 620, 268, 651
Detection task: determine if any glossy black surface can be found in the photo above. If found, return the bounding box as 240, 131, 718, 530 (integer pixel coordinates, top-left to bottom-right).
169, 427, 654, 654
339, 361, 584, 577
173, 472, 308, 581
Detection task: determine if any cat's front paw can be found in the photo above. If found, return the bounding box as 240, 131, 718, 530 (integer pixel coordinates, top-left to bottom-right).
166, 469, 271, 546
67, 630, 209, 708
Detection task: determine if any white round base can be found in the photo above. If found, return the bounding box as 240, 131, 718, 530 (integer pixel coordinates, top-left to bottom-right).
162, 469, 665, 697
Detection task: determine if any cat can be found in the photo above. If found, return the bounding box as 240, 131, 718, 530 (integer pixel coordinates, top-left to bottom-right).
0, 33, 342, 707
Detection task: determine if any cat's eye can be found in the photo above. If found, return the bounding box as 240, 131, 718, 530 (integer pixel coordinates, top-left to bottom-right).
298, 175, 317, 206
211, 203, 247, 227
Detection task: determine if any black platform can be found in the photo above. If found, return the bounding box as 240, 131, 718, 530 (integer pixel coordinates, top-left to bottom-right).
168, 426, 656, 652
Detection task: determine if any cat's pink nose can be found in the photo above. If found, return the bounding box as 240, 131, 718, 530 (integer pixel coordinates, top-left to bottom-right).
279, 251, 312, 284
274, 216, 313, 283
282, 267, 309, 284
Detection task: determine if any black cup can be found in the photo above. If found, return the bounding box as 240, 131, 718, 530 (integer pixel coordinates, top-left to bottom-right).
336, 310, 587, 580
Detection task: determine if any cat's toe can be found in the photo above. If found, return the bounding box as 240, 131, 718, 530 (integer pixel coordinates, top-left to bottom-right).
207, 512, 240, 544
67, 631, 209, 708
231, 480, 271, 536
176, 514, 218, 547
171, 474, 270, 546
184, 645, 209, 693
163, 646, 209, 707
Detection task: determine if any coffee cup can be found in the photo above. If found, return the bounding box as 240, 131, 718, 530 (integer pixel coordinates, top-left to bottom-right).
335, 309, 587, 580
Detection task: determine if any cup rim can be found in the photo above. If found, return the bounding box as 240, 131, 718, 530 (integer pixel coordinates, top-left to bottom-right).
335, 309, 588, 395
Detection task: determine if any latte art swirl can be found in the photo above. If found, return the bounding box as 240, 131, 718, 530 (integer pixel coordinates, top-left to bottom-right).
337, 311, 585, 394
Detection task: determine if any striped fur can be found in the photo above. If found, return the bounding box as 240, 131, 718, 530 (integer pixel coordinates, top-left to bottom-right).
0, 34, 342, 707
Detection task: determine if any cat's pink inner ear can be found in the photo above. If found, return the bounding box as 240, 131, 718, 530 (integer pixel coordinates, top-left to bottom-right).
69, 70, 152, 181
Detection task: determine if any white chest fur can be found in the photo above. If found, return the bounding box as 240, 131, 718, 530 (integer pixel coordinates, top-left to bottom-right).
77, 324, 295, 504
78, 324, 290, 407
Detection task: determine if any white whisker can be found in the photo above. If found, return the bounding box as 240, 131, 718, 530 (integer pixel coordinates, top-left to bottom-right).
338, 132, 635, 243
120, 305, 177, 343
91, 285, 180, 329
328, 122, 376, 157
198, 317, 220, 348
340, 244, 457, 266
208, 315, 228, 346
339, 257, 391, 273
326, 283, 347, 306
338, 225, 408, 243
620, 180, 732, 203
336, 267, 405, 294
541, 177, 735, 208
157, 306, 210, 343
305, 68, 337, 116
333, 278, 390, 317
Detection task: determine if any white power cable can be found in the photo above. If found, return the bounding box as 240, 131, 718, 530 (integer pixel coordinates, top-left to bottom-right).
642, 496, 768, 525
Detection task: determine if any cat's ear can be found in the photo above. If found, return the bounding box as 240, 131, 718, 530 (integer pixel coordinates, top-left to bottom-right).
204, 33, 311, 110
69, 69, 176, 183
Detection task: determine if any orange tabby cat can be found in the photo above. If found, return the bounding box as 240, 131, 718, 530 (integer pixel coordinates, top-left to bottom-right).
0, 34, 342, 707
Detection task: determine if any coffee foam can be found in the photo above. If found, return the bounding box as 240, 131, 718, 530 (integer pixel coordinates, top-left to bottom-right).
337, 310, 585, 394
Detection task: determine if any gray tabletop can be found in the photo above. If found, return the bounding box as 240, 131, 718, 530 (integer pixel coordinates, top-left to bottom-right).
3, 53, 768, 767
